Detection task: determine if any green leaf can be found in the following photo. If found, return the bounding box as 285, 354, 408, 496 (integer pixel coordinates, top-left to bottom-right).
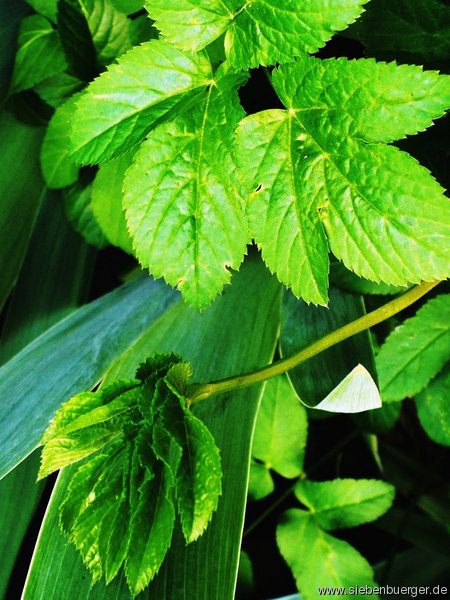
91, 151, 135, 254
277, 509, 377, 600
295, 478, 395, 530
9, 14, 67, 94
0, 275, 179, 479
34, 72, 84, 107
235, 57, 450, 298
377, 294, 450, 401
352, 0, 450, 72
26, 0, 57, 22
69, 39, 213, 165
281, 287, 376, 407
248, 461, 274, 501
415, 367, 450, 447
252, 375, 307, 478
146, 0, 368, 68
123, 73, 249, 308
40, 93, 80, 189
313, 364, 381, 414
63, 178, 108, 248
0, 110, 45, 312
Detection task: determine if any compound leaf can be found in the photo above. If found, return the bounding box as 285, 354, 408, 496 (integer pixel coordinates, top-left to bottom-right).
69, 39, 213, 165
40, 92, 80, 189
415, 367, 450, 447
9, 14, 67, 94
248, 462, 274, 501
294, 478, 395, 530
235, 57, 450, 300
277, 509, 376, 600
252, 375, 307, 478
124, 72, 249, 308
146, 0, 368, 68
377, 294, 450, 401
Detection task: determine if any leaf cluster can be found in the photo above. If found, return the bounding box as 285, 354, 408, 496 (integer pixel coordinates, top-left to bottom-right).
38, 353, 221, 596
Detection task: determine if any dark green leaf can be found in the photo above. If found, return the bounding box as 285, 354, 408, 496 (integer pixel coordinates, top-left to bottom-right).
352, 0, 450, 73
26, 0, 57, 21
57, 0, 99, 81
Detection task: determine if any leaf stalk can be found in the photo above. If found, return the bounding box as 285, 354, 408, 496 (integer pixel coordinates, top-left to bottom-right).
187, 280, 441, 403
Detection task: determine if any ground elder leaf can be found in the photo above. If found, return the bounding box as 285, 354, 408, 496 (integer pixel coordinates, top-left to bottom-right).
38, 352, 221, 595
9, 15, 67, 94
146, 0, 368, 68
69, 39, 213, 164
124, 73, 249, 308
235, 57, 450, 301
277, 509, 377, 600
294, 478, 395, 530
377, 294, 450, 402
